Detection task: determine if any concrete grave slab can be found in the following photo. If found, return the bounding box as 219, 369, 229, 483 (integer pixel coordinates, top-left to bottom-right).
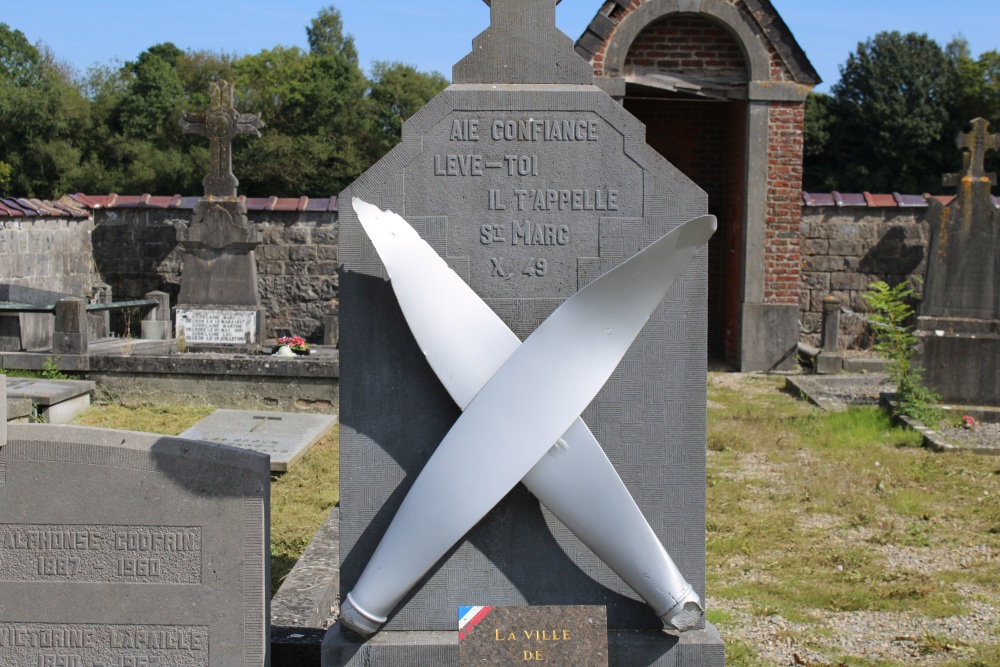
0, 423, 270, 666
180, 409, 337, 472
4, 378, 97, 424
6, 396, 33, 423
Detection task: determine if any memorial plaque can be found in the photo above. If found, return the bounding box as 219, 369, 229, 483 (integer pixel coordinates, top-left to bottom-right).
459, 605, 607, 666
175, 308, 258, 344
0, 424, 270, 667
180, 409, 338, 472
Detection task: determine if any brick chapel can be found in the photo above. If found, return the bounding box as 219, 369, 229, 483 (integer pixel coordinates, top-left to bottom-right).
575, 0, 820, 371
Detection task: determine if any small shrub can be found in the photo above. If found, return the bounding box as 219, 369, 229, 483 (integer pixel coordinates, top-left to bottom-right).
862, 280, 942, 427
41, 356, 71, 380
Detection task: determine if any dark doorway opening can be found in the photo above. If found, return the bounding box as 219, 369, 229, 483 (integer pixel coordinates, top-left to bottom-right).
624, 90, 746, 366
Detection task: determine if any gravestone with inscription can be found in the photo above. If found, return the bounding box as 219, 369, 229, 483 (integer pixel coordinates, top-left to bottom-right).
180, 409, 338, 472
916, 118, 1000, 405
326, 1, 723, 665
0, 424, 270, 666
176, 80, 266, 344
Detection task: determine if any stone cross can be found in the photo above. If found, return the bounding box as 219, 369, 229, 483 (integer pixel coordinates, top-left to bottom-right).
454, 0, 590, 84
180, 80, 264, 198
943, 117, 998, 187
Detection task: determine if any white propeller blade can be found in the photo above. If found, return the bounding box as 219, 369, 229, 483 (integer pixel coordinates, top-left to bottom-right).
341, 199, 715, 636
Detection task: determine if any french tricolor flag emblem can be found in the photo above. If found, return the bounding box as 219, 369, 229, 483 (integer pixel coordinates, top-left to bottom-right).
458, 605, 494, 641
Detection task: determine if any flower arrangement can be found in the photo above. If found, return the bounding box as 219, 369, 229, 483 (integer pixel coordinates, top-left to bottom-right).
275, 335, 310, 355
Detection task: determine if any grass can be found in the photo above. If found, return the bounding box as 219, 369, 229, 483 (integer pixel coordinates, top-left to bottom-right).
68, 377, 1000, 663
269, 429, 339, 595
71, 403, 340, 596
706, 373, 1000, 664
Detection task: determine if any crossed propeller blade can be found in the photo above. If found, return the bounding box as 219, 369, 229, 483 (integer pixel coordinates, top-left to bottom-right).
340, 198, 716, 637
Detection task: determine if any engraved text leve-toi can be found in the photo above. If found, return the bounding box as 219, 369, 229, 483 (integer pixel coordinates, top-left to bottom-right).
414, 112, 634, 303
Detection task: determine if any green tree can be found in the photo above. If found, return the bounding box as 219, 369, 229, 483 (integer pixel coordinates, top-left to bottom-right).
306, 5, 358, 64
117, 43, 186, 139
0, 23, 41, 86
368, 61, 448, 158
76, 44, 243, 195
0, 23, 92, 197
826, 32, 961, 193
802, 92, 837, 192
232, 6, 374, 196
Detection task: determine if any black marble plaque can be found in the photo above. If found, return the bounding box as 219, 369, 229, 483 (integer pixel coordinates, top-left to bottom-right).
459, 605, 607, 666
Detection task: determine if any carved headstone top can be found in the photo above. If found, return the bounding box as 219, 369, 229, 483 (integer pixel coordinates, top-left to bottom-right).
923, 117, 1000, 320
943, 117, 999, 187
180, 80, 264, 198
454, 0, 592, 85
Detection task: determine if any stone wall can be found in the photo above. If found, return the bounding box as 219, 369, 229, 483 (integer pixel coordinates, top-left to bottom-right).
799, 206, 930, 349
0, 198, 961, 356
91, 208, 339, 341
0, 215, 100, 350
0, 216, 97, 295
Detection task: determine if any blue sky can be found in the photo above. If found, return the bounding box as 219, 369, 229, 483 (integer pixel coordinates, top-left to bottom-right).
8, 1, 1000, 92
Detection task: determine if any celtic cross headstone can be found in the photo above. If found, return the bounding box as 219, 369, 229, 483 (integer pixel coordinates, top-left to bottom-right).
917, 118, 1000, 404
180, 80, 264, 197
175, 80, 266, 344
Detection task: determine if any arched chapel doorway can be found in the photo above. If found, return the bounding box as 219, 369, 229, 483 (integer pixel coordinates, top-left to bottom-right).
621, 14, 747, 363
577, 0, 819, 370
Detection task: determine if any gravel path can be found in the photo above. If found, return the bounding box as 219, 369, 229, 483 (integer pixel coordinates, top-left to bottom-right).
937, 421, 1000, 451
709, 371, 999, 664
712, 589, 998, 666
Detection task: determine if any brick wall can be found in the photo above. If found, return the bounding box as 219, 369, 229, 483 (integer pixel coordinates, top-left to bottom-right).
623, 14, 746, 76
590, 0, 792, 82
800, 207, 929, 348
764, 103, 804, 305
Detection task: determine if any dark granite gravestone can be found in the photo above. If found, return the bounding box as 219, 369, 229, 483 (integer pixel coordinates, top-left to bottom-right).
0, 424, 271, 666
916, 118, 1000, 405
176, 80, 266, 344
325, 1, 722, 665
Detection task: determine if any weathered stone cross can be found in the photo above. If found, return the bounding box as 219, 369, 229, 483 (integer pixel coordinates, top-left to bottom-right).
180, 80, 264, 198
944, 117, 999, 187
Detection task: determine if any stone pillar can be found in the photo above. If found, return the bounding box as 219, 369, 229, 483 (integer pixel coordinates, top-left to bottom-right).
89, 283, 112, 339
322, 300, 339, 348
1, 375, 6, 448
141, 291, 172, 340
0, 316, 21, 351
53, 298, 88, 355
816, 295, 843, 374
